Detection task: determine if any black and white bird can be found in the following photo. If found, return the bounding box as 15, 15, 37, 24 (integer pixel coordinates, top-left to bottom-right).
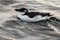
15, 8, 53, 22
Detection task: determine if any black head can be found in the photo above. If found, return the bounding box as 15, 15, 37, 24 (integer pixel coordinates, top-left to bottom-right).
15, 8, 28, 12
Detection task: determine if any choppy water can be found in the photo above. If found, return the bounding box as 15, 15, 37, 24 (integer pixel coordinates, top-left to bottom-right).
0, 0, 60, 40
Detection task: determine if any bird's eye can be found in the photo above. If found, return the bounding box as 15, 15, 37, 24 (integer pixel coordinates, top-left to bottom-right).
24, 10, 26, 12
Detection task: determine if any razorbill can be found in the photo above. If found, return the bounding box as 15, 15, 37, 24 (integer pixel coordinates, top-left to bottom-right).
15, 8, 52, 22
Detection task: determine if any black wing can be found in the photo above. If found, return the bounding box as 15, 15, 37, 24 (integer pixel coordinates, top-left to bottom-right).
24, 12, 40, 18
39, 13, 52, 17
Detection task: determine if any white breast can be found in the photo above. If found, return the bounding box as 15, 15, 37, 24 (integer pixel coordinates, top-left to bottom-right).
17, 13, 51, 22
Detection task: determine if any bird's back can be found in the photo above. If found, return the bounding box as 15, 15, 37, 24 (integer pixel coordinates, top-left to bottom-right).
23, 12, 52, 18
23, 12, 41, 18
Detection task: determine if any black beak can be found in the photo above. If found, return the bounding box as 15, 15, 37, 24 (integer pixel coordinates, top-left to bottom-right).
15, 9, 20, 11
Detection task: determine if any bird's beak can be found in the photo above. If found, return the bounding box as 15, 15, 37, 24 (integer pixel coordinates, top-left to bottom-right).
15, 9, 20, 11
